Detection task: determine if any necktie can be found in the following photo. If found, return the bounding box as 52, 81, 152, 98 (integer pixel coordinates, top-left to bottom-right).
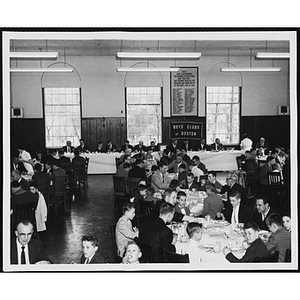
21, 246, 26, 264
85, 258, 89, 264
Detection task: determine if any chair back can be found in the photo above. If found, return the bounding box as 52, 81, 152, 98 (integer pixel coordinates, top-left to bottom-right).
236, 156, 243, 170
84, 157, 89, 177
35, 177, 50, 204
134, 237, 156, 263
284, 248, 291, 262
140, 200, 154, 215
254, 250, 279, 262
267, 172, 283, 186
60, 162, 72, 173
127, 177, 141, 198
163, 248, 189, 263
72, 160, 86, 180
110, 223, 122, 263
113, 176, 128, 195
53, 175, 67, 197
13, 202, 37, 228
136, 213, 152, 228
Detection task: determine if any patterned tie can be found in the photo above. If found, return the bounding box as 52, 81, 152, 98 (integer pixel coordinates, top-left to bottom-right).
21, 246, 26, 264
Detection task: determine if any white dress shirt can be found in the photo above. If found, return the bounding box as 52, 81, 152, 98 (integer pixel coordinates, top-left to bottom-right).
231, 204, 240, 225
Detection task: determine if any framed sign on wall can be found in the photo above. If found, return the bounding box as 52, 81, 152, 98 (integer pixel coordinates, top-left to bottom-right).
169, 122, 203, 140
170, 67, 198, 116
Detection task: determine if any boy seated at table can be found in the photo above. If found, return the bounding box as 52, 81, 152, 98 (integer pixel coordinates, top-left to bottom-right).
186, 172, 200, 191
144, 186, 160, 204
282, 213, 291, 232
202, 184, 224, 220
175, 191, 191, 216
184, 222, 203, 264
131, 184, 147, 216
178, 163, 188, 188
80, 236, 107, 264
116, 203, 139, 258
122, 241, 142, 264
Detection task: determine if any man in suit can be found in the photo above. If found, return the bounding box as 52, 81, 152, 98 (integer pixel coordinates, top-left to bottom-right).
182, 139, 193, 152
11, 181, 38, 207
104, 140, 117, 153
147, 140, 159, 152
198, 138, 209, 151
222, 190, 252, 225
252, 198, 277, 231
221, 172, 247, 206
11, 169, 30, 191
265, 213, 291, 262
128, 158, 147, 181
58, 149, 71, 164
62, 140, 74, 153
207, 171, 223, 193
167, 139, 178, 155
80, 236, 106, 264
77, 139, 90, 153
181, 148, 191, 165
167, 153, 188, 174
255, 137, 270, 155
32, 163, 50, 185
151, 162, 172, 192
120, 140, 134, 152
133, 140, 147, 153
210, 138, 224, 151
49, 160, 66, 181
11, 155, 27, 173
139, 202, 176, 262
11, 220, 51, 264
223, 222, 269, 262
192, 155, 207, 174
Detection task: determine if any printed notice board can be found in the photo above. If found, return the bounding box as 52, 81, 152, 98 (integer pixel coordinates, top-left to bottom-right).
171, 67, 198, 116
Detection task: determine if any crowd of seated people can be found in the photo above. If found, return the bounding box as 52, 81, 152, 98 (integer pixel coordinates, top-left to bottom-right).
9, 135, 291, 265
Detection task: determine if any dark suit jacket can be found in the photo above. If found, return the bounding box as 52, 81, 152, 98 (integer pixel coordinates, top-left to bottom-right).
20, 178, 30, 191
59, 156, 71, 164
62, 145, 74, 153
226, 237, 269, 262
139, 217, 175, 262
252, 207, 277, 231
147, 145, 159, 152
11, 238, 50, 264
12, 161, 27, 173
77, 144, 90, 153
198, 143, 209, 151
120, 144, 134, 152
223, 203, 252, 225
133, 144, 147, 152
182, 154, 191, 165
80, 251, 107, 264
33, 171, 50, 185
198, 162, 207, 174
255, 142, 270, 152
128, 166, 147, 181
150, 200, 184, 223
258, 163, 272, 186
210, 142, 224, 151
12, 190, 38, 207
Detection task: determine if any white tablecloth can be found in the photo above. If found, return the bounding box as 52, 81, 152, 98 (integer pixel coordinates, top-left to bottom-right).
64, 152, 122, 174
175, 222, 246, 264
187, 150, 243, 171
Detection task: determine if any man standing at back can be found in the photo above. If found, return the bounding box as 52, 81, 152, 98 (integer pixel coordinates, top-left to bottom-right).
139, 202, 176, 262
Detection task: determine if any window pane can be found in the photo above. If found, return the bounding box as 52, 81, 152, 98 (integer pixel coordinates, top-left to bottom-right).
44, 87, 81, 148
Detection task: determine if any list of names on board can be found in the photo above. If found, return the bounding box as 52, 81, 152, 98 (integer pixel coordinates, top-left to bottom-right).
171, 67, 198, 116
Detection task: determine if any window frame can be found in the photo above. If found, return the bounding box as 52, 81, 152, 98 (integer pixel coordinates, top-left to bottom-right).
205, 86, 242, 146
42, 87, 83, 149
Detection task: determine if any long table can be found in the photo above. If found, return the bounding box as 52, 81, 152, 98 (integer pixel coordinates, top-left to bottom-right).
187, 150, 243, 172
66, 150, 242, 175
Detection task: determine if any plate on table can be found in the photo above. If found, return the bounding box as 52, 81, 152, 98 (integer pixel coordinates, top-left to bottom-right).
208, 228, 225, 237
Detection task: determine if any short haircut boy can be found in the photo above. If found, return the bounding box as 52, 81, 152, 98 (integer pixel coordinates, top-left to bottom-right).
177, 191, 187, 199
82, 235, 99, 247
137, 184, 147, 192
159, 202, 175, 216
265, 213, 282, 227
121, 203, 135, 215
244, 222, 260, 232
163, 188, 175, 199
186, 222, 203, 238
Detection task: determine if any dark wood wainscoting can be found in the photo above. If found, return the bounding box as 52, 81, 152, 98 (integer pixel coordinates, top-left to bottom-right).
10, 115, 290, 156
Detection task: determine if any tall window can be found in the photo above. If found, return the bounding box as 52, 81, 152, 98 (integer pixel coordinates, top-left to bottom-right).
126, 87, 162, 146
43, 87, 81, 148
206, 86, 240, 145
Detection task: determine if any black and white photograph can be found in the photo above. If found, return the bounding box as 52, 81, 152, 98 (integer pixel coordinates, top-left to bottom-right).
2, 29, 298, 276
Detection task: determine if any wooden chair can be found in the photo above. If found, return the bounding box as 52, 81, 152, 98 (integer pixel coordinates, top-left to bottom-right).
163, 248, 189, 263
13, 202, 37, 228
284, 248, 291, 262
136, 213, 152, 228
110, 223, 122, 263
254, 250, 279, 262
84, 157, 89, 182
50, 175, 68, 212
267, 171, 285, 207
127, 177, 141, 198
72, 160, 86, 191
112, 176, 130, 220
134, 237, 156, 263
140, 200, 154, 215
35, 177, 50, 206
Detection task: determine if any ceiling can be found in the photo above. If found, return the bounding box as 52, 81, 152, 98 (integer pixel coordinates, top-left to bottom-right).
10, 39, 290, 57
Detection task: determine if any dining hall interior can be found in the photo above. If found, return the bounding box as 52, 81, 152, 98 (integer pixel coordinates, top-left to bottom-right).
3, 30, 297, 271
